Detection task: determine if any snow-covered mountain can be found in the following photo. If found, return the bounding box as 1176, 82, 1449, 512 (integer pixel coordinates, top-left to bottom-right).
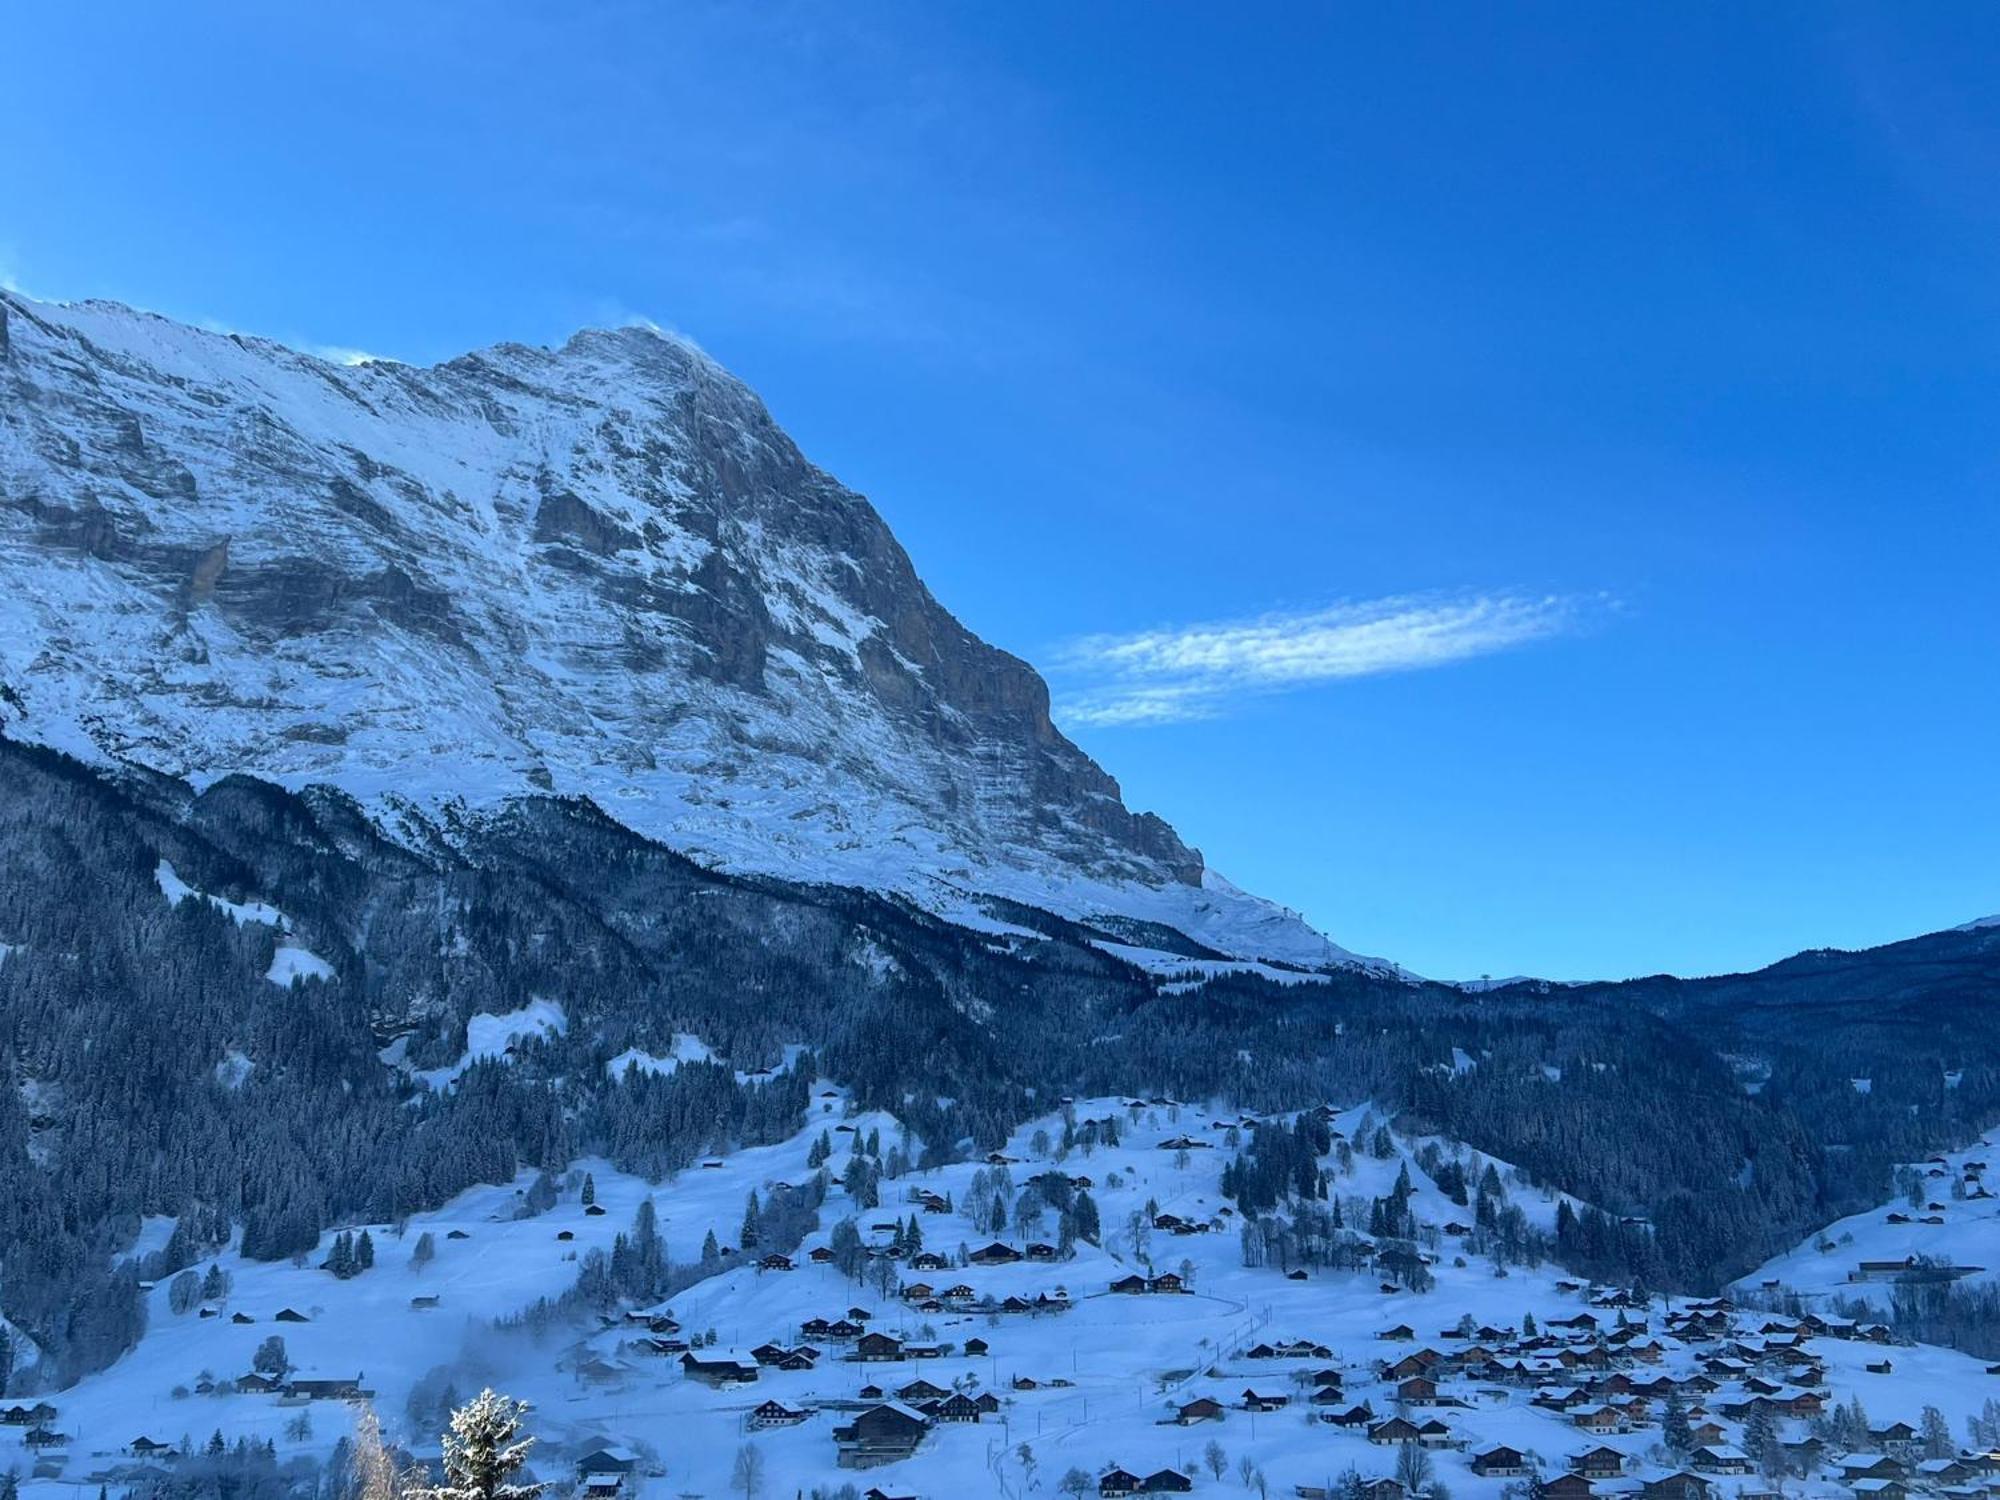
0, 291, 1366, 967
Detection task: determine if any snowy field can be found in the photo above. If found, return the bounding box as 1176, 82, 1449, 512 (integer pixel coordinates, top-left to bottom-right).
1737, 1131, 2000, 1302
12, 1088, 2000, 1500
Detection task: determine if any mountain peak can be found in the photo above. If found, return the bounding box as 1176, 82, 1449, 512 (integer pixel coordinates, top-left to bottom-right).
0, 288, 1366, 968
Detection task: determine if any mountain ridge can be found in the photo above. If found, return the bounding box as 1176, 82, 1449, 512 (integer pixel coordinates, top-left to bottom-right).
0, 289, 1373, 970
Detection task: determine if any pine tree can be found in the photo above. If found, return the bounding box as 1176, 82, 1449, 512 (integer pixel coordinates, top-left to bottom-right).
581, 1172, 596, 1207
1073, 1190, 1100, 1244
1662, 1387, 1691, 1455
740, 1191, 761, 1251
1743, 1404, 1780, 1477
409, 1389, 545, 1500
357, 1229, 375, 1271
633, 1200, 666, 1294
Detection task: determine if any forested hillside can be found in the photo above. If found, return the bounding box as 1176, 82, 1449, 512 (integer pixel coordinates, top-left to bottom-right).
3, 735, 1996, 1390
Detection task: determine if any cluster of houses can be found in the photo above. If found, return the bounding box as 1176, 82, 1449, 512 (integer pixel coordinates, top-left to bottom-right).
617, 1303, 693, 1358
2, 1401, 67, 1472
1916, 1154, 1990, 1202
612, 1290, 1032, 1468
1152, 1210, 1222, 1237
801, 1254, 1076, 1323
1085, 1286, 1997, 1500
218, 1371, 372, 1401
1095, 1466, 1195, 1494
800, 1232, 1078, 1272
1829, 1154, 1995, 1276
2, 1371, 375, 1486
1111, 1271, 1190, 1295
482, 1113, 2000, 1500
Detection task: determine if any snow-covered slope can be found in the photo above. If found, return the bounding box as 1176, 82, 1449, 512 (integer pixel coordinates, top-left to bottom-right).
40, 1087, 1996, 1500
0, 291, 1371, 968
1735, 1130, 2000, 1302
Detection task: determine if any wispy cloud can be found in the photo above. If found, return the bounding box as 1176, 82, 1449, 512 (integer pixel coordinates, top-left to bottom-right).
305, 344, 391, 368
1053, 591, 1597, 727
195, 316, 395, 368
587, 305, 714, 360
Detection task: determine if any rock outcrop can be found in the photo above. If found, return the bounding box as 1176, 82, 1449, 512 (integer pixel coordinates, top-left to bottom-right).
0, 291, 1357, 965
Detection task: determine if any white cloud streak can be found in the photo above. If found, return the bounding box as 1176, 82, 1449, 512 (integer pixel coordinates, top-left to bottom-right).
1054, 591, 1593, 728
305, 344, 391, 368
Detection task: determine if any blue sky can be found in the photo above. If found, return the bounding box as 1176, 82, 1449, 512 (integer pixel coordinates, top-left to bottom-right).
5, 3, 1997, 979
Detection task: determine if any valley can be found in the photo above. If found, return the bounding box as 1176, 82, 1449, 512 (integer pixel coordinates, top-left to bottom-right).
21, 1089, 2000, 1499
2, 288, 1999, 1500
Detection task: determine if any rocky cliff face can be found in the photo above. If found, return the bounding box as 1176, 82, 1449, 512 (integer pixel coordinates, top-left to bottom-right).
0, 291, 1356, 965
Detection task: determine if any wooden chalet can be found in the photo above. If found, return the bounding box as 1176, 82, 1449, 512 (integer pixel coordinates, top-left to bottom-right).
934, 1393, 982, 1423
679, 1351, 758, 1386
1471, 1446, 1530, 1478
287, 1375, 373, 1400
1570, 1446, 1624, 1478
832, 1402, 929, 1468
1689, 1445, 1751, 1476
1638, 1476, 1714, 1500
1174, 1396, 1226, 1425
